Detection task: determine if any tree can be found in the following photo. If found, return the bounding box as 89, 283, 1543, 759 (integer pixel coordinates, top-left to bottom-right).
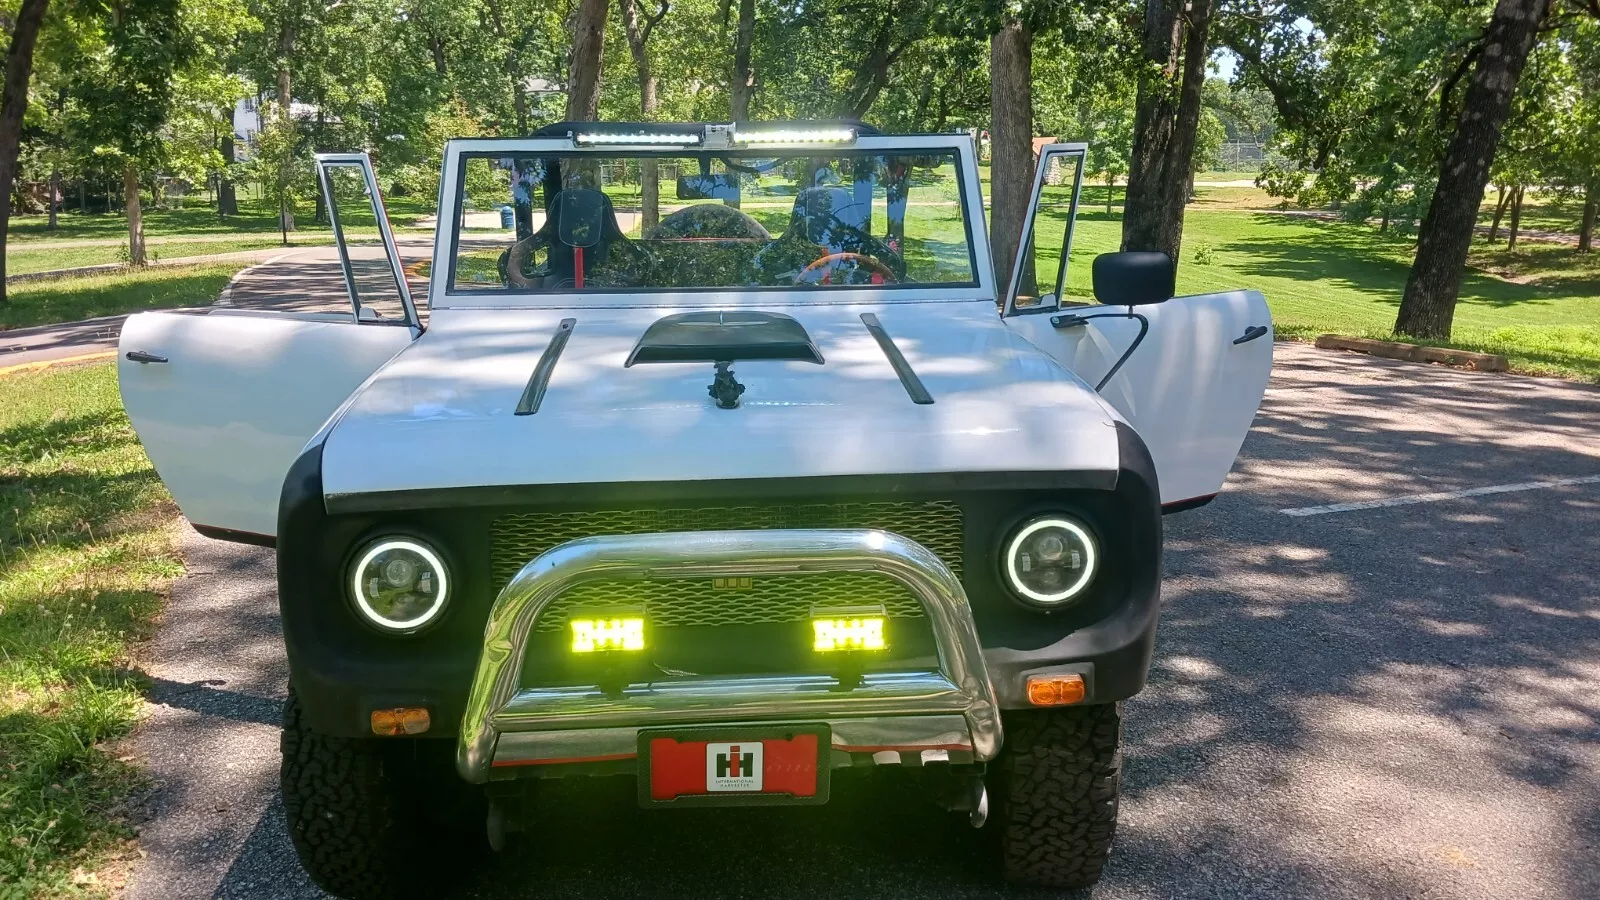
990, 13, 1032, 297
727, 0, 754, 118
619, 0, 668, 229
0, 0, 53, 304
567, 0, 608, 119
71, 0, 191, 266
1395, 0, 1552, 339
1122, 0, 1215, 263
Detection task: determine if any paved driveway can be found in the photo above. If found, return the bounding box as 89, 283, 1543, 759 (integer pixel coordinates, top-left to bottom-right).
120, 333, 1600, 899
0, 242, 430, 368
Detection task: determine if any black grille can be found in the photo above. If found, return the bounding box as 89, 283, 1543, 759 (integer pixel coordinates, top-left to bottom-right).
489, 501, 964, 632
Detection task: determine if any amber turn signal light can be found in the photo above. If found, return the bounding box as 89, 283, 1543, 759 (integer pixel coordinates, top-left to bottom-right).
1026, 674, 1086, 707
371, 707, 431, 736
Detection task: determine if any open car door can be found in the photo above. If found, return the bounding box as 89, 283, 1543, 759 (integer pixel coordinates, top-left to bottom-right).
1000, 144, 1273, 509
118, 153, 419, 543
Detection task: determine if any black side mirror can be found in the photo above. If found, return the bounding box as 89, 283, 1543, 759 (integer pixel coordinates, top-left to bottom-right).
556, 188, 607, 248
1092, 251, 1175, 305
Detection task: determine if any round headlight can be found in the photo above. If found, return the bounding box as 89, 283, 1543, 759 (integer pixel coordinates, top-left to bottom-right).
1003, 516, 1098, 606
349, 537, 450, 632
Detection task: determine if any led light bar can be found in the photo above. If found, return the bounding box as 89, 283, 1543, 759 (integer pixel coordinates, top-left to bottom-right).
812, 616, 886, 652
570, 617, 646, 652
572, 131, 703, 146
732, 128, 857, 146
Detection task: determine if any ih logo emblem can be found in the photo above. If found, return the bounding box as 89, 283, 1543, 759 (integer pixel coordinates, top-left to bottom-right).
706, 742, 763, 792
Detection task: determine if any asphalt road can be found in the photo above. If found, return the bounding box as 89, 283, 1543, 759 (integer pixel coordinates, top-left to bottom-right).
0, 242, 429, 368
115, 334, 1600, 900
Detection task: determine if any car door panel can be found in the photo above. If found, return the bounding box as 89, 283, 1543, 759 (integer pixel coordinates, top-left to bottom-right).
1006, 291, 1273, 505
999, 143, 1272, 506
117, 152, 419, 540
119, 311, 414, 539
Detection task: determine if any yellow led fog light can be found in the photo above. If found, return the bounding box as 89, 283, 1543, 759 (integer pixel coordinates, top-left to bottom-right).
570, 617, 646, 653
812, 616, 887, 652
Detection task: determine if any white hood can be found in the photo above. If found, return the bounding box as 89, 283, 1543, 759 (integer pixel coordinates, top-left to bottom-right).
319, 300, 1124, 500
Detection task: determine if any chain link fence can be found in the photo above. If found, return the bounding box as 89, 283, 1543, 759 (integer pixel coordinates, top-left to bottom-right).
1213, 141, 1288, 173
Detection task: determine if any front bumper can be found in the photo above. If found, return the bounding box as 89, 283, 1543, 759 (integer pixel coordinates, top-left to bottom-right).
458, 528, 1002, 783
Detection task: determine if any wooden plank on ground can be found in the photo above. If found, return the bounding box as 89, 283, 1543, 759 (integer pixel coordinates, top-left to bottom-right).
1314, 335, 1508, 372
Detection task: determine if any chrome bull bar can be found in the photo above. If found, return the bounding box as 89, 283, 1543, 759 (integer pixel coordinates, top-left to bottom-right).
456, 529, 1002, 784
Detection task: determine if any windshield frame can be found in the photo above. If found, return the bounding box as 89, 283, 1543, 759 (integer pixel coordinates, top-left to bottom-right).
428, 132, 994, 310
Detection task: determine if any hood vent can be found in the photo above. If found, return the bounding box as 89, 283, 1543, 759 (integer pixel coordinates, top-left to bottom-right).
624, 310, 825, 366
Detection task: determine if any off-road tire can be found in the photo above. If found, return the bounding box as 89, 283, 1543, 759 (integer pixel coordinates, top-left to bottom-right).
280, 691, 486, 900
990, 702, 1123, 889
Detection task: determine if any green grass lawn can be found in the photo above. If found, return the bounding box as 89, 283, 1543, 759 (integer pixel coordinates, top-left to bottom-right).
6, 236, 332, 277
1034, 195, 1600, 381
8, 194, 435, 245
0, 361, 181, 895
0, 265, 239, 331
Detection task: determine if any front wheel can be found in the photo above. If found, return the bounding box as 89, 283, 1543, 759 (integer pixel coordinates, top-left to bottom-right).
989, 703, 1123, 888
280, 692, 487, 900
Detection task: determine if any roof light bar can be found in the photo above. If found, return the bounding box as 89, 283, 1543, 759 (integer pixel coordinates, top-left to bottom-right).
572, 131, 703, 146
732, 128, 857, 146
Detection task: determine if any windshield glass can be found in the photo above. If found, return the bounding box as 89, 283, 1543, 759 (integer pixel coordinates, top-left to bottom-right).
448, 150, 977, 295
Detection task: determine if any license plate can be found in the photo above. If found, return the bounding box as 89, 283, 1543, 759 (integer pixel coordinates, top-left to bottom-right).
637, 724, 831, 807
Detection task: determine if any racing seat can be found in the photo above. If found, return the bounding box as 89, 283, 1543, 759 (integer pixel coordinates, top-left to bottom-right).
746, 185, 903, 283
789, 185, 870, 247
504, 188, 632, 288
543, 188, 629, 285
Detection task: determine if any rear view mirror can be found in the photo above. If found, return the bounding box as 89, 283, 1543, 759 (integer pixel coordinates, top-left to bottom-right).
556, 189, 607, 248
1092, 251, 1175, 306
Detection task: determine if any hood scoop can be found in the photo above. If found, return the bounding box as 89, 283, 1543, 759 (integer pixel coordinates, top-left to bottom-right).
624, 310, 825, 366
624, 310, 824, 410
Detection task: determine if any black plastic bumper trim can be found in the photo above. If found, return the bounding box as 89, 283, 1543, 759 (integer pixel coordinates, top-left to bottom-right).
192, 523, 276, 548
324, 469, 1120, 515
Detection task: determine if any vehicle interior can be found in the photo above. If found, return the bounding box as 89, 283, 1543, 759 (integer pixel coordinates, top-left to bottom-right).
449, 149, 977, 293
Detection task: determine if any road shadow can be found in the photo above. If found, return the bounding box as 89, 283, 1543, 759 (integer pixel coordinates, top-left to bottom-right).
125, 347, 1600, 900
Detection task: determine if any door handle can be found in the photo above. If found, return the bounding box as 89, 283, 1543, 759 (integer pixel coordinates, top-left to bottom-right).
1233, 325, 1269, 345
125, 350, 169, 364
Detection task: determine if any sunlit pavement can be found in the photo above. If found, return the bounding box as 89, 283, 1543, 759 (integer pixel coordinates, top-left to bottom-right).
121, 262, 1600, 898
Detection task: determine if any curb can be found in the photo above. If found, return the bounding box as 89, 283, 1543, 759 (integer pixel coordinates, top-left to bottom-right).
0, 350, 116, 377
215, 249, 302, 306
1314, 334, 1509, 372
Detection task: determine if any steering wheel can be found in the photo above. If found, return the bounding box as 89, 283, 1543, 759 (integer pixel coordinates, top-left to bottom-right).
796, 252, 899, 286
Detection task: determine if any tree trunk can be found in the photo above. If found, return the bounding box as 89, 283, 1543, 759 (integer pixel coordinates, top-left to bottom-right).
1122, 0, 1215, 264
47, 167, 58, 229
839, 36, 897, 120
219, 129, 238, 217
0, 0, 51, 304
77, 177, 84, 212
430, 34, 448, 76
620, 0, 665, 232
125, 163, 146, 266
729, 0, 755, 120
1380, 207, 1390, 233
276, 20, 297, 232
732, 0, 755, 119
513, 84, 529, 133
1394, 0, 1551, 339
566, 0, 609, 120
1488, 185, 1510, 241
989, 16, 1034, 301
1507, 185, 1523, 249
1579, 183, 1595, 253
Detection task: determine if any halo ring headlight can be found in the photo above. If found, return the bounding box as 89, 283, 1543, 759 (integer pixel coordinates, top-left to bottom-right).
349, 537, 451, 633
1003, 516, 1098, 607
